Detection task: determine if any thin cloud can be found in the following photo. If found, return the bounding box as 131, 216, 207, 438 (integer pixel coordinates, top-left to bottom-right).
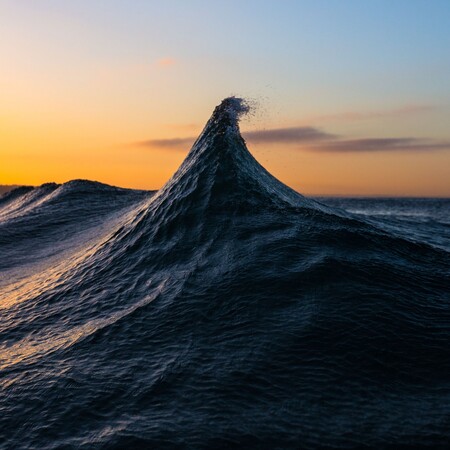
136, 126, 450, 154
138, 137, 194, 149
156, 57, 176, 68
138, 126, 334, 150
244, 127, 336, 143
309, 137, 450, 153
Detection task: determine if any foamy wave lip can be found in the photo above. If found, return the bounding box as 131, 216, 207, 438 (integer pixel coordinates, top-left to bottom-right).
222, 96, 251, 118
213, 97, 251, 128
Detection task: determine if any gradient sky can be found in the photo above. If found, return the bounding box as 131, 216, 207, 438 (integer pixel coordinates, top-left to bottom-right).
1, 0, 450, 196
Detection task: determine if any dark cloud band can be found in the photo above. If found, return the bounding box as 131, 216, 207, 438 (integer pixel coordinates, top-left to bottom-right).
244, 127, 336, 143
137, 126, 335, 150
137, 128, 450, 153
311, 138, 450, 153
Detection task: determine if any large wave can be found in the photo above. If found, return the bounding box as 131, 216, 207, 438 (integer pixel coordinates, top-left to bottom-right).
1, 98, 449, 449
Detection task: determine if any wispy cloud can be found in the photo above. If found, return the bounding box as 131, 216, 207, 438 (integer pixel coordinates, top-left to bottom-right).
136, 126, 450, 154
309, 137, 450, 153
138, 137, 194, 149
156, 57, 176, 68
244, 127, 336, 143
137, 126, 334, 150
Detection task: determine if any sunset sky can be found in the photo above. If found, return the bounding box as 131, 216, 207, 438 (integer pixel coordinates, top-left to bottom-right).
1, 0, 449, 196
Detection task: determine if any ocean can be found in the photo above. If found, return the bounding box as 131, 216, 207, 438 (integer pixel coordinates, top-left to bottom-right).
1, 98, 449, 449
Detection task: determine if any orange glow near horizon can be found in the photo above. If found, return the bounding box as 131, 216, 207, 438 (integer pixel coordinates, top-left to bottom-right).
1, 3, 449, 197
1, 101, 450, 196
2, 122, 450, 197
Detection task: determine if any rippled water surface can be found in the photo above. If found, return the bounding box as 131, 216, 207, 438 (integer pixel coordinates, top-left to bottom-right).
1, 98, 449, 449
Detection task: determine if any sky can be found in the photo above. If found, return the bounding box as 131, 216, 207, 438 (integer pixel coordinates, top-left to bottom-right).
1, 0, 450, 196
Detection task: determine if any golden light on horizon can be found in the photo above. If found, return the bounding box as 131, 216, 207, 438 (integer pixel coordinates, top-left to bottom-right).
1, 3, 449, 197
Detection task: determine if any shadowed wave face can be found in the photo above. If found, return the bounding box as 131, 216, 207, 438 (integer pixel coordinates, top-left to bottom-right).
1, 98, 449, 449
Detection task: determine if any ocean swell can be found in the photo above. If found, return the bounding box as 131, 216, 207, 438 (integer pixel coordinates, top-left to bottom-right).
1, 98, 449, 449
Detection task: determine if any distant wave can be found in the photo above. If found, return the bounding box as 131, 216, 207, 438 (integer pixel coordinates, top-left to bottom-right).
1, 98, 449, 449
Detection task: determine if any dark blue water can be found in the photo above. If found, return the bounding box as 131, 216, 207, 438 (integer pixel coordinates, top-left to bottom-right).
1, 98, 449, 449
